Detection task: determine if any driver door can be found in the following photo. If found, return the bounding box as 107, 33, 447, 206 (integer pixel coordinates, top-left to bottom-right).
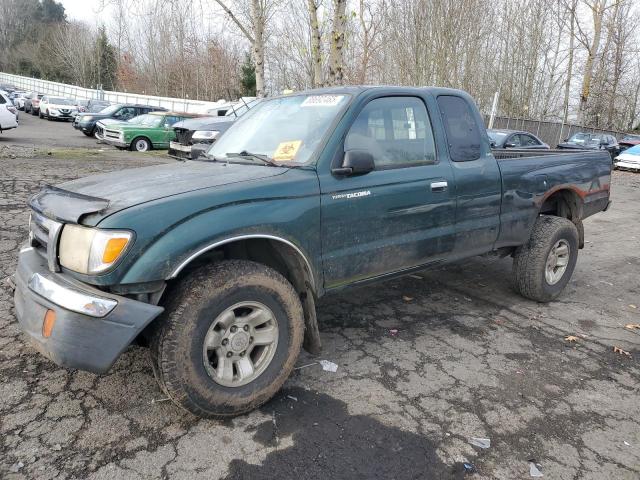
319, 96, 456, 288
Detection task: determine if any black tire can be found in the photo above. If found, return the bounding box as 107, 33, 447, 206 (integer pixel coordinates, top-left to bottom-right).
131, 136, 151, 152
31, 107, 38, 116
150, 260, 305, 418
513, 216, 579, 302
82, 131, 93, 137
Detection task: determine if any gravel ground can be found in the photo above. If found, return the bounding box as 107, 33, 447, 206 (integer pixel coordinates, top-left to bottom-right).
0, 118, 639, 479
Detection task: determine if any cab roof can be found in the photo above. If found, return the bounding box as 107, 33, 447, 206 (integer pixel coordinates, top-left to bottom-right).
280, 85, 472, 98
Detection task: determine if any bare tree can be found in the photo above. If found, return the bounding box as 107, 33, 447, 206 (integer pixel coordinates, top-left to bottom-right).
213, 0, 271, 96
307, 0, 323, 87
326, 0, 347, 86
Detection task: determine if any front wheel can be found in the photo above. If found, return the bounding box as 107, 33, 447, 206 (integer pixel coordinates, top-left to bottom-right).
513, 216, 579, 302
150, 260, 305, 418
131, 137, 151, 152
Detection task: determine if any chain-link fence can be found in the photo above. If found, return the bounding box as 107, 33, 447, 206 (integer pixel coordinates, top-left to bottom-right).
483, 115, 631, 147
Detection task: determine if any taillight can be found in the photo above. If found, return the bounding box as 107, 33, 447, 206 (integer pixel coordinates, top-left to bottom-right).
7, 105, 17, 115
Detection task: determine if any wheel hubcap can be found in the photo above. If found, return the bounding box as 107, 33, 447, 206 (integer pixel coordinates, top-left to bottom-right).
136, 140, 148, 151
203, 301, 279, 387
545, 239, 570, 285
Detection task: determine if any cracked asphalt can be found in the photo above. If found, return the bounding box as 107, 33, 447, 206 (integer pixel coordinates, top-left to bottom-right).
1, 114, 639, 479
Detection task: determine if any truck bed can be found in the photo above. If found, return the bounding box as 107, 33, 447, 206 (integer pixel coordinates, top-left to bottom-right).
493, 149, 611, 248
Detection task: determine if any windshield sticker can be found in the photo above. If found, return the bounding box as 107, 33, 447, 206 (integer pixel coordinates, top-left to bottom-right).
301, 95, 344, 107
273, 140, 302, 161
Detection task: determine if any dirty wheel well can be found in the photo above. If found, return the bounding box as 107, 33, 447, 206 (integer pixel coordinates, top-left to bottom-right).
540, 189, 584, 248
163, 238, 321, 354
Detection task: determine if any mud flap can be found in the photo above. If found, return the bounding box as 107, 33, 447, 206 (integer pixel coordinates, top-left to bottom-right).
301, 289, 321, 355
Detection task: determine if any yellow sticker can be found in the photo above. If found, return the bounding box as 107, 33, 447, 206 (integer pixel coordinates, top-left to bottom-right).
273, 140, 302, 161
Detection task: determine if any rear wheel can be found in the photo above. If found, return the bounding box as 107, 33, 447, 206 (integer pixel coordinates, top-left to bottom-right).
513, 216, 579, 302
150, 260, 304, 418
131, 137, 151, 152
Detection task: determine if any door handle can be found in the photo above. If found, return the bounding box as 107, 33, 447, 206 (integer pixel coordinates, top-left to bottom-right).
431, 181, 448, 192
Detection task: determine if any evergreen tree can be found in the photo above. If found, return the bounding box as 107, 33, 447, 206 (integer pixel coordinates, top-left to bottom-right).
94, 26, 118, 91
240, 53, 256, 97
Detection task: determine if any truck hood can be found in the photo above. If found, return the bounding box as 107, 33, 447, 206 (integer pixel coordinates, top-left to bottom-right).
173, 116, 235, 131
36, 161, 289, 224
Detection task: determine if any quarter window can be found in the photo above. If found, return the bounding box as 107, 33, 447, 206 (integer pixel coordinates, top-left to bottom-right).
344, 97, 436, 169
437, 95, 482, 162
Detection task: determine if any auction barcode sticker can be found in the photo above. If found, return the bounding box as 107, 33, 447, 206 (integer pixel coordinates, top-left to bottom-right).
301, 95, 345, 107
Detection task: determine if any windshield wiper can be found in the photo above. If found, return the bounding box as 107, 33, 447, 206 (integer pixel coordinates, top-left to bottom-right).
225, 151, 279, 166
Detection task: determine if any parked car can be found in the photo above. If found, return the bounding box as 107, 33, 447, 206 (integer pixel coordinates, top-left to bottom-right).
101, 111, 203, 151
13, 86, 612, 418
0, 91, 18, 132
618, 134, 640, 153
93, 112, 158, 140
169, 99, 260, 160
557, 132, 620, 159
0, 83, 16, 93
487, 129, 549, 149
38, 96, 79, 121
72, 103, 167, 137
614, 144, 640, 172
12, 91, 28, 110
24, 92, 44, 115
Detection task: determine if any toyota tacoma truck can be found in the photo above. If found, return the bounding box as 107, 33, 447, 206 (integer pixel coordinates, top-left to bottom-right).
13, 86, 612, 418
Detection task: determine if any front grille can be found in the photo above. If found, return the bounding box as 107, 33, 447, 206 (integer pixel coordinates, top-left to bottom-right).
29, 211, 63, 271
105, 129, 120, 139
175, 128, 194, 145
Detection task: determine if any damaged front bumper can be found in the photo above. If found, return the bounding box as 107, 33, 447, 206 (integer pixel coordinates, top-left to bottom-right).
13, 246, 163, 373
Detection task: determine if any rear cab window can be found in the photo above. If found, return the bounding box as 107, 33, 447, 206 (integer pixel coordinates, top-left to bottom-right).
437, 95, 482, 161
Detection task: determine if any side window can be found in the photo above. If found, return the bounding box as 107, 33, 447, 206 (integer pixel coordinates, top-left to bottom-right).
0, 95, 5, 105
344, 96, 436, 169
165, 116, 180, 126
519, 134, 538, 146
436, 95, 481, 162
116, 107, 135, 119
508, 134, 522, 147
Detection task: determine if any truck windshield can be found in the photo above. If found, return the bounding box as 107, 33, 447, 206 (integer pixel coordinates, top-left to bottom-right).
207, 94, 351, 164
568, 133, 603, 145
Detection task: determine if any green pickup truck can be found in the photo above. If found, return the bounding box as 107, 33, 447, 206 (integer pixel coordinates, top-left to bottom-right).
101, 111, 202, 151
13, 86, 611, 418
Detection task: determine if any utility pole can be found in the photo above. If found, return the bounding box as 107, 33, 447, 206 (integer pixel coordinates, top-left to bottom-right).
488, 91, 500, 129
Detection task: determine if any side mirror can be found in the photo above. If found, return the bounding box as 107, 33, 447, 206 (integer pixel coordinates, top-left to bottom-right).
564, 138, 569, 142
332, 150, 375, 176
504, 142, 516, 148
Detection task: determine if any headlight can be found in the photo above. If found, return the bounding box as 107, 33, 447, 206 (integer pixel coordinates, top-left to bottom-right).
49, 108, 59, 114
192, 130, 219, 141
58, 224, 133, 274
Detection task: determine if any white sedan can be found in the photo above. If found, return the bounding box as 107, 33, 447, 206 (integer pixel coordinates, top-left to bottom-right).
0, 91, 18, 133
39, 96, 78, 121
614, 145, 640, 172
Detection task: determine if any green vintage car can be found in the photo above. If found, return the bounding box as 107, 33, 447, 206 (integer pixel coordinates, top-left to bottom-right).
102, 111, 202, 152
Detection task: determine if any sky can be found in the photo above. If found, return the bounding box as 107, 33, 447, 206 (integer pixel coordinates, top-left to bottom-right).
59, 0, 111, 25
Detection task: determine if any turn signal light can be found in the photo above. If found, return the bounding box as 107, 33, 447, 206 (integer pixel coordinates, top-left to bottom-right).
43, 309, 56, 338
102, 237, 129, 263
